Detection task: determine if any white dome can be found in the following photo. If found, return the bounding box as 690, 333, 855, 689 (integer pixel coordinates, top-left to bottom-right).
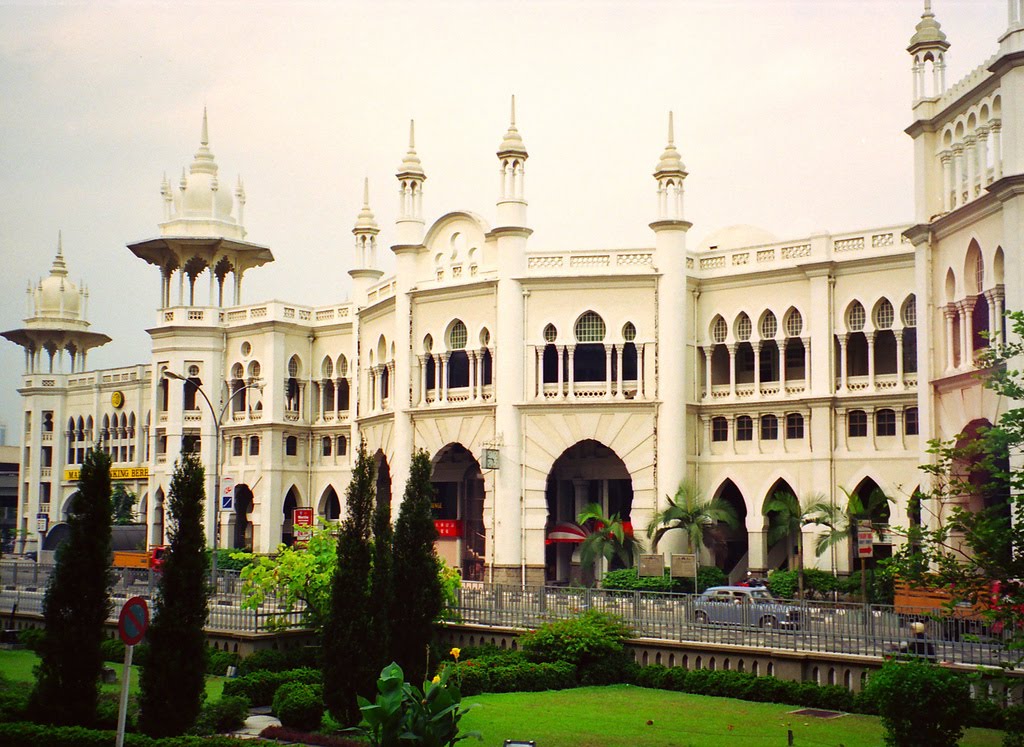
35, 246, 81, 318
696, 224, 778, 252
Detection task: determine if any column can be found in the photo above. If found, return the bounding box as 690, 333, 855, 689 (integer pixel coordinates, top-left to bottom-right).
556, 345, 565, 400
604, 344, 613, 397
944, 307, 956, 371
952, 144, 964, 208
778, 340, 787, 392
838, 334, 849, 392
753, 341, 762, 394
867, 332, 876, 390
432, 354, 441, 402
468, 350, 478, 402
567, 345, 576, 399
992, 122, 1003, 181
615, 345, 624, 399
441, 353, 450, 403
177, 269, 185, 305
418, 356, 427, 405
207, 269, 216, 306
895, 330, 905, 390
964, 136, 977, 200
703, 346, 713, 400
802, 337, 811, 388
995, 289, 1006, 343
336, 377, 343, 418
976, 128, 990, 186
534, 347, 543, 401
985, 291, 998, 346
940, 151, 953, 213
319, 381, 326, 420
963, 299, 975, 365
728, 344, 737, 398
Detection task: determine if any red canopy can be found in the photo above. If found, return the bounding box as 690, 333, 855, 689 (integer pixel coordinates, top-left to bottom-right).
545, 522, 588, 544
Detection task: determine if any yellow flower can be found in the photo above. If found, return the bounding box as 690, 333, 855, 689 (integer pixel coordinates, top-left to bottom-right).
432, 675, 441, 684
450, 647, 461, 661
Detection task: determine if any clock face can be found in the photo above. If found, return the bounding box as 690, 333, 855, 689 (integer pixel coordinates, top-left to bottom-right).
111, 391, 125, 409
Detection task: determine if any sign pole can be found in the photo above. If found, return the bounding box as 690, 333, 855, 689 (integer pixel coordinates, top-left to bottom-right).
115, 643, 134, 747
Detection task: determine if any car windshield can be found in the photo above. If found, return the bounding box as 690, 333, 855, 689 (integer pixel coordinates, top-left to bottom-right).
750, 589, 774, 601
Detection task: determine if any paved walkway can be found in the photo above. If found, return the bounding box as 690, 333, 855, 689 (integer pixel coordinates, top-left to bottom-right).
229, 707, 281, 740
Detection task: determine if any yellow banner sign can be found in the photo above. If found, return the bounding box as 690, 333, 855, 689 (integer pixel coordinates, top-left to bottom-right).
64, 467, 150, 482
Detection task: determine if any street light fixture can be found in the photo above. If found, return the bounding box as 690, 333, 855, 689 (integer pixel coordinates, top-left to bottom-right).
163, 369, 262, 591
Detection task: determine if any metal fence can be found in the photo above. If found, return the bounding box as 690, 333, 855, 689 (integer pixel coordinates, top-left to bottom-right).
452, 583, 1013, 668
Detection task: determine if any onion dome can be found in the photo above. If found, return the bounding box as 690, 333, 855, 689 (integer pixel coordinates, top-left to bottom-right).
497, 95, 528, 159
654, 111, 686, 177
908, 0, 949, 53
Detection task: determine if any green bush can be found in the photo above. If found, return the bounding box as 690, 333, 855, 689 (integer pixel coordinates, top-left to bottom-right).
766, 569, 843, 599
273, 682, 324, 732
192, 695, 250, 735
237, 646, 317, 675
0, 678, 30, 723
1003, 703, 1024, 747
206, 648, 240, 676
451, 661, 491, 696
0, 721, 258, 746
864, 659, 971, 747
16, 628, 44, 652
209, 548, 252, 572
483, 661, 576, 693
222, 667, 321, 707
600, 566, 727, 594
520, 610, 632, 669
100, 636, 125, 662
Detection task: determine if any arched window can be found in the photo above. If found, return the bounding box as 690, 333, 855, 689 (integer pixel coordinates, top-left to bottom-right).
785, 310, 802, 338
736, 313, 752, 341
711, 417, 729, 442
876, 408, 897, 437
248, 361, 261, 380
286, 356, 301, 412
574, 311, 607, 382
322, 357, 333, 379
847, 301, 866, 332
322, 436, 332, 456
875, 299, 894, 329
902, 295, 918, 374
760, 414, 778, 441
574, 311, 606, 342
905, 407, 919, 436
736, 415, 753, 441
543, 324, 557, 343
448, 320, 468, 350
232, 437, 243, 457
249, 436, 260, 455
285, 435, 298, 456
848, 410, 868, 437
785, 413, 804, 440
337, 435, 348, 455
712, 316, 727, 343
761, 311, 778, 339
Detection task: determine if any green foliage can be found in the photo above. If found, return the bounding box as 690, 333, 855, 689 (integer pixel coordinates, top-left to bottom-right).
237, 646, 318, 675
436, 557, 462, 622
323, 442, 377, 725
457, 659, 577, 695
370, 473, 395, 681
843, 558, 897, 604
577, 503, 645, 575
234, 520, 338, 631
1003, 703, 1024, 747
138, 453, 211, 738
645, 479, 739, 554
391, 451, 443, 679
353, 662, 480, 747
111, 483, 137, 525
29, 448, 112, 726
0, 721, 260, 746
221, 667, 322, 707
519, 610, 633, 678
191, 695, 250, 735
272, 682, 324, 732
206, 647, 240, 676
0, 676, 30, 723
210, 548, 251, 572
16, 628, 44, 653
600, 565, 727, 594
767, 569, 843, 600
864, 659, 972, 747
763, 491, 823, 598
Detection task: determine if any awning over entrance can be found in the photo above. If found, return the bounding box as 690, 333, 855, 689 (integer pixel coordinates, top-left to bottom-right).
546, 522, 587, 544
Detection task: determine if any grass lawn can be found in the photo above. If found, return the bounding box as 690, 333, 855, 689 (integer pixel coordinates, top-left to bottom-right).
0, 648, 227, 700
462, 685, 1008, 747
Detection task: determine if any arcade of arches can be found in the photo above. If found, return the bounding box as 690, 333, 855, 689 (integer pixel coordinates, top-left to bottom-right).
431, 444, 485, 581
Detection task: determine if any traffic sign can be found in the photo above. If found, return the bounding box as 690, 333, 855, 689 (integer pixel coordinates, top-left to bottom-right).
220, 477, 235, 511
294, 507, 314, 544
118, 596, 150, 646
857, 519, 874, 559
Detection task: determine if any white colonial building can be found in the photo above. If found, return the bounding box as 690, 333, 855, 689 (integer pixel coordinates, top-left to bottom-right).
4, 2, 1020, 585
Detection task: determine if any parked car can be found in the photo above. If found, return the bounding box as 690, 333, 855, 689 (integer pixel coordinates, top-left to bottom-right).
692, 586, 801, 630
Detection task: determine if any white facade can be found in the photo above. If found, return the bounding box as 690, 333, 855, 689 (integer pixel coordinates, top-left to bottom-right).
5, 4, 1020, 584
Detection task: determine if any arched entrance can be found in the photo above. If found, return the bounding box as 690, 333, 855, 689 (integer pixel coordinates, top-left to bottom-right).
851, 477, 892, 569
544, 439, 633, 584
763, 478, 797, 572
281, 486, 300, 546
952, 419, 1010, 562
374, 451, 392, 513
430, 444, 485, 581
713, 479, 748, 579
233, 484, 254, 551
319, 485, 341, 522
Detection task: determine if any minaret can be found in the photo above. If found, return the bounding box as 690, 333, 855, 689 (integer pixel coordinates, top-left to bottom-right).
395, 120, 426, 247
348, 177, 384, 307
650, 112, 691, 558
492, 97, 533, 583
908, 1, 949, 103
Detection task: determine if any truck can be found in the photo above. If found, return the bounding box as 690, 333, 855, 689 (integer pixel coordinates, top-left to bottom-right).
894, 579, 994, 640
112, 546, 165, 572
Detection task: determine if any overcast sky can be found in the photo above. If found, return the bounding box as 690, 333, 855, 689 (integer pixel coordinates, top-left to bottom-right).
0, 0, 1004, 443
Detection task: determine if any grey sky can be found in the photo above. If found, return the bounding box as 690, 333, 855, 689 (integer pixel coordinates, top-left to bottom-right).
0, 0, 1003, 443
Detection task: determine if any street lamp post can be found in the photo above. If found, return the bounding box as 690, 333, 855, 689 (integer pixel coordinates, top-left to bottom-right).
164, 370, 260, 592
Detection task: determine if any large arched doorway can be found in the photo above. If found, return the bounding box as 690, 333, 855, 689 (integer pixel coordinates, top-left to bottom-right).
233, 484, 254, 551
763, 478, 798, 572
851, 477, 892, 570
374, 450, 392, 513
281, 486, 300, 547
544, 439, 633, 584
319, 485, 341, 522
431, 444, 485, 581
713, 479, 748, 580
952, 419, 1011, 562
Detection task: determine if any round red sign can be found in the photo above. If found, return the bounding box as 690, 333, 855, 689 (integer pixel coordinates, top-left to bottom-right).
118, 596, 149, 646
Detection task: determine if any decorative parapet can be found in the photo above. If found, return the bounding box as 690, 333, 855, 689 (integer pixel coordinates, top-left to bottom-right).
527, 249, 655, 275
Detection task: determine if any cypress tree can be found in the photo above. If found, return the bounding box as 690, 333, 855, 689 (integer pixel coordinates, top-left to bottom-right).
29, 448, 112, 726
391, 450, 442, 680
369, 478, 394, 679
323, 442, 376, 725
138, 453, 210, 737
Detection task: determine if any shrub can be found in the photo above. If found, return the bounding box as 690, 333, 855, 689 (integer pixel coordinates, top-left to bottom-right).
273, 682, 324, 732
451, 662, 490, 696
767, 569, 843, 599
0, 678, 30, 723
520, 609, 632, 669
483, 661, 576, 693
206, 647, 240, 676
600, 566, 727, 594
192, 695, 250, 735
222, 667, 321, 707
100, 636, 126, 662
16, 628, 44, 652
1003, 703, 1024, 747
260, 725, 364, 746
238, 645, 317, 675
864, 659, 971, 747
0, 721, 260, 746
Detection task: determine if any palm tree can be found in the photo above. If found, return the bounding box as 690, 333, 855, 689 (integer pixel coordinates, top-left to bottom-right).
762, 491, 822, 599
577, 503, 644, 579
810, 487, 893, 600
645, 479, 739, 556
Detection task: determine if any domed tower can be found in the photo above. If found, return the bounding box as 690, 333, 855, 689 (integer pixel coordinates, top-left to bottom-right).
496, 95, 528, 228
395, 120, 427, 247
348, 177, 384, 306
128, 110, 274, 313
650, 112, 691, 546
2, 233, 111, 374
908, 0, 949, 103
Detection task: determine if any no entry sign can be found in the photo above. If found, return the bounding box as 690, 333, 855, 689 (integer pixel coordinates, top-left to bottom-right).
118, 596, 150, 646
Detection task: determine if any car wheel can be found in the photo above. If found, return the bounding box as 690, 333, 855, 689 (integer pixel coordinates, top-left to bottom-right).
695, 610, 708, 624
760, 615, 778, 629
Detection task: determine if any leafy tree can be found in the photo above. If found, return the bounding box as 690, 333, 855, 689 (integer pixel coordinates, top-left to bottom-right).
370, 474, 394, 679
810, 487, 893, 600
762, 491, 821, 599
577, 502, 644, 580
391, 450, 443, 680
864, 658, 971, 747
138, 453, 210, 737
645, 479, 739, 554
323, 442, 377, 725
233, 521, 338, 631
110, 483, 137, 525
29, 448, 112, 726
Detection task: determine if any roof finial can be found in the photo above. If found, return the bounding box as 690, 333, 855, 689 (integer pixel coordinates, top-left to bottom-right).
201, 107, 209, 146
924, 0, 932, 14
363, 176, 370, 207
57, 230, 63, 257
511, 95, 517, 127
668, 111, 675, 147
409, 120, 416, 150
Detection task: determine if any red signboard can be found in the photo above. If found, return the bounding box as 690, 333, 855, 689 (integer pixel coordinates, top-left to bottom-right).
435, 519, 463, 538
857, 519, 874, 559
118, 596, 149, 646
294, 508, 314, 544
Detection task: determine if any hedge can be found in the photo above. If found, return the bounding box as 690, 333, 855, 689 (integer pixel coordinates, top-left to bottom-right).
237, 647, 317, 676
0, 722, 263, 747
222, 667, 321, 706
601, 566, 728, 594
455, 660, 577, 695
272, 682, 324, 732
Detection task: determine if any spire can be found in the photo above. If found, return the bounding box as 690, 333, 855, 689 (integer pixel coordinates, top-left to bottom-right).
190, 108, 217, 176
498, 94, 528, 159
51, 232, 68, 277
654, 111, 686, 177
201, 106, 209, 146
354, 177, 379, 232
397, 120, 425, 178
